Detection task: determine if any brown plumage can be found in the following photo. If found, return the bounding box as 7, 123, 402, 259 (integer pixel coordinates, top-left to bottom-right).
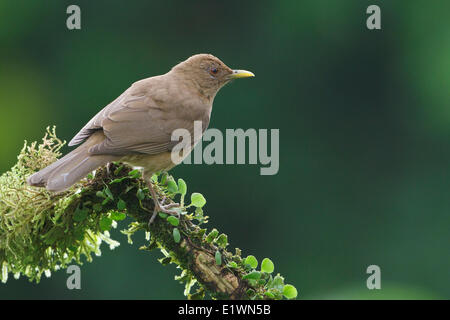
27, 54, 254, 220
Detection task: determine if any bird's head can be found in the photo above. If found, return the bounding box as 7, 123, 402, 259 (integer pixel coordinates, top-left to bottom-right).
171, 54, 254, 99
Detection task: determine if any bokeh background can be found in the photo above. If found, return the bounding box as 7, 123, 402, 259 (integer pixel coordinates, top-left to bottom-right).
1, 0, 449, 299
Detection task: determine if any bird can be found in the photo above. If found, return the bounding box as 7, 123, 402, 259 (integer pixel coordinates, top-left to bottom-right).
27, 53, 254, 222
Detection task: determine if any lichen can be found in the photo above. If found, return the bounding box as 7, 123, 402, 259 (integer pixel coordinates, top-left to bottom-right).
0, 127, 119, 282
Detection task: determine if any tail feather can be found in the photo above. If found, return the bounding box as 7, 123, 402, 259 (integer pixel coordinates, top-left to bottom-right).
27, 151, 80, 187
27, 131, 118, 192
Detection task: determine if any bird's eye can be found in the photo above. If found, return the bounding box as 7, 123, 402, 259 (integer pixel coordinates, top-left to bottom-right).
210, 67, 218, 75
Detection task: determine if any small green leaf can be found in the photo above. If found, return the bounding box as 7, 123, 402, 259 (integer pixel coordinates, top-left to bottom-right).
167, 216, 179, 226
110, 211, 126, 221
128, 169, 141, 178
215, 250, 222, 265
247, 279, 257, 287
110, 177, 127, 184
159, 212, 168, 218
243, 271, 261, 280
167, 180, 178, 193
197, 228, 207, 238
195, 207, 203, 217
104, 187, 114, 200
136, 189, 145, 200
283, 284, 298, 299
160, 172, 168, 185
114, 165, 124, 175
151, 173, 158, 182
117, 199, 126, 210
191, 193, 206, 207
205, 229, 219, 243
264, 291, 275, 299
173, 228, 181, 243
261, 258, 274, 273
227, 261, 238, 268
96, 191, 106, 198
73, 207, 88, 222
99, 217, 113, 231
216, 234, 228, 248
269, 274, 285, 291
244, 255, 258, 269
178, 179, 187, 195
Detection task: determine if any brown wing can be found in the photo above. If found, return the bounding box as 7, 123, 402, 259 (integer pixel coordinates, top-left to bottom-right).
68, 91, 128, 147
69, 79, 209, 156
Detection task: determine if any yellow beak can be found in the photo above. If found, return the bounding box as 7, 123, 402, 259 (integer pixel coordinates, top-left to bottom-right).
229, 69, 255, 79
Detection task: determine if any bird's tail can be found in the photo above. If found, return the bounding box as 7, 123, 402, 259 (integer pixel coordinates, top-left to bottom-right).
27, 131, 118, 192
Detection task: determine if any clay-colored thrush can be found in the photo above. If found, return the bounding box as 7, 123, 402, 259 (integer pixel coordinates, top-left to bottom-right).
27, 54, 254, 221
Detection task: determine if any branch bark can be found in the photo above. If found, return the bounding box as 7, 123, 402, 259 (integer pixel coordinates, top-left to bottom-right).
84, 163, 251, 299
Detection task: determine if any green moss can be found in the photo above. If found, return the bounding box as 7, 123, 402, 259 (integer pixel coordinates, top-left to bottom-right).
0, 128, 298, 300
0, 127, 120, 282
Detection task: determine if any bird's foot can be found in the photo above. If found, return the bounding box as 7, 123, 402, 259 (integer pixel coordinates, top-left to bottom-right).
106, 162, 112, 176
148, 196, 181, 226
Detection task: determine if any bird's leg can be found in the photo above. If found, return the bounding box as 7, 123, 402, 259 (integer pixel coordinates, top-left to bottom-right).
146, 178, 180, 225
106, 162, 112, 176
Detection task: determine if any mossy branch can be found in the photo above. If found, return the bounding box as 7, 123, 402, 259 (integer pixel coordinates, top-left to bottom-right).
0, 127, 297, 300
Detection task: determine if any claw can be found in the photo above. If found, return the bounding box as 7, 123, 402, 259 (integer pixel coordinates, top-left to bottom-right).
147, 179, 181, 226
148, 202, 180, 226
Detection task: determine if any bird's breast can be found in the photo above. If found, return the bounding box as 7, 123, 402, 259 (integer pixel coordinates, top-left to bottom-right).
120, 144, 194, 176
121, 152, 176, 175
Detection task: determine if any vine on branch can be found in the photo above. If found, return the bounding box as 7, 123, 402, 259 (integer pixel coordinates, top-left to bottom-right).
0, 127, 298, 300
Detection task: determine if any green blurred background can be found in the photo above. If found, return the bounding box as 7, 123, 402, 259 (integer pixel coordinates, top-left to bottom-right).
1, 0, 449, 299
